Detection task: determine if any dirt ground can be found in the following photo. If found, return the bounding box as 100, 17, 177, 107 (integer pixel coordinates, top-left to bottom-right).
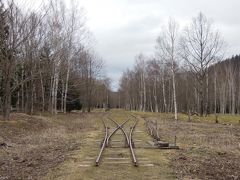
0, 110, 240, 180
139, 112, 240, 180
0, 112, 98, 179
44, 110, 176, 180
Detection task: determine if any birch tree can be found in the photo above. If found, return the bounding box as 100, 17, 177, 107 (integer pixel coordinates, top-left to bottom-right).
180, 12, 224, 116
0, 1, 42, 119
135, 54, 147, 112
156, 18, 179, 120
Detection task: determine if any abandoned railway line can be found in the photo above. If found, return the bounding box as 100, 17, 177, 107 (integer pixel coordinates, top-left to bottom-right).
43, 110, 236, 179
94, 113, 179, 169
95, 114, 138, 166
2, 112, 239, 179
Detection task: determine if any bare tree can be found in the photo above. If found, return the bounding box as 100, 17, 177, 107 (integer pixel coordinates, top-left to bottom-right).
0, 1, 43, 119
180, 12, 224, 116
0, 0, 106, 119
156, 18, 179, 120
135, 54, 147, 112
76, 49, 103, 112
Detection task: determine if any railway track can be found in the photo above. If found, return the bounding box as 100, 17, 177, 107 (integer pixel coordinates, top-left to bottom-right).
95, 114, 138, 167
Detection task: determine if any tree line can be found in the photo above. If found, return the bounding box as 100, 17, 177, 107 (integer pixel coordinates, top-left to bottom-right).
0, 0, 110, 120
119, 13, 240, 118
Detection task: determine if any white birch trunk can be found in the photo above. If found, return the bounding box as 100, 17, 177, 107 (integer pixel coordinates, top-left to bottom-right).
40, 71, 45, 112
162, 75, 167, 112
172, 69, 178, 120
139, 77, 143, 111
54, 72, 59, 114
51, 75, 55, 114
153, 77, 158, 112
143, 72, 146, 112
61, 80, 64, 112
64, 64, 70, 113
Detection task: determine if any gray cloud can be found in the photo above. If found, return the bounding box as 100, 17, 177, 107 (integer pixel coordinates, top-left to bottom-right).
79, 0, 240, 91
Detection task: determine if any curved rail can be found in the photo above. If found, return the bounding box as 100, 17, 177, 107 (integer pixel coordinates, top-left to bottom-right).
95, 119, 108, 166
107, 117, 130, 147
129, 115, 138, 166
96, 114, 139, 167
106, 118, 130, 147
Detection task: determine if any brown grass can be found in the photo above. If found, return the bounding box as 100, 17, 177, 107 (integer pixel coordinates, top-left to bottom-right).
1, 110, 239, 179
138, 112, 240, 180
0, 112, 99, 180
44, 109, 177, 180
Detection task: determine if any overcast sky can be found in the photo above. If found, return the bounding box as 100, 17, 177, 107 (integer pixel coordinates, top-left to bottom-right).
77, 0, 240, 91
19, 0, 240, 91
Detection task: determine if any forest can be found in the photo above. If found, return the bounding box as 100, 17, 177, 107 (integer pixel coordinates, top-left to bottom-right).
0, 0, 111, 120
118, 17, 240, 119
0, 0, 240, 179
1, 0, 240, 122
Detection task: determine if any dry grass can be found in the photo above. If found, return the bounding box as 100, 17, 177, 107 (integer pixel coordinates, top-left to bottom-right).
0, 112, 99, 180
178, 113, 240, 125
156, 120, 240, 153
1, 110, 239, 179
134, 111, 240, 179
44, 110, 177, 180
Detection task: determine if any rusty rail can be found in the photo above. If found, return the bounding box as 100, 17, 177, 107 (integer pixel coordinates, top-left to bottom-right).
129, 115, 138, 166
106, 118, 129, 147
96, 114, 138, 167
95, 119, 108, 166
107, 117, 130, 147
